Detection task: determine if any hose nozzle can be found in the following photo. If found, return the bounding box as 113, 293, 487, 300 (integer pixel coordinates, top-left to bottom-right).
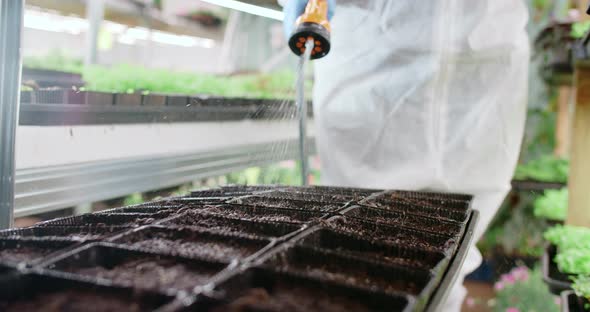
288, 0, 331, 60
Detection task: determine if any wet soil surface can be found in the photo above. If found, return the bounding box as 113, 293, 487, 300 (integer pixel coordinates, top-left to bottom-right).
163, 211, 301, 238
211, 283, 374, 312
116, 228, 267, 262
0, 226, 128, 241
0, 246, 63, 264
261, 191, 361, 203
270, 253, 421, 295
194, 205, 321, 223
230, 196, 343, 212
0, 290, 163, 312
66, 257, 220, 291
346, 207, 461, 236
323, 217, 455, 252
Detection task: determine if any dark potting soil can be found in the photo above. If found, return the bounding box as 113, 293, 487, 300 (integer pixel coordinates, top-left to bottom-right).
196, 205, 318, 223
331, 246, 433, 269
261, 191, 359, 203
66, 257, 219, 291
231, 196, 342, 212
0, 290, 158, 312
0, 246, 57, 264
117, 229, 265, 262
347, 207, 461, 237
211, 283, 373, 312
163, 211, 300, 238
323, 217, 455, 252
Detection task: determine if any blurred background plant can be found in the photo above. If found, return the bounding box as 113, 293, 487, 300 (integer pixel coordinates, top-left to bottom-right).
492, 266, 559, 312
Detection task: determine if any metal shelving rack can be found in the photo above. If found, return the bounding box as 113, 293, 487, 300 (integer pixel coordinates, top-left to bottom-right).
0, 0, 315, 227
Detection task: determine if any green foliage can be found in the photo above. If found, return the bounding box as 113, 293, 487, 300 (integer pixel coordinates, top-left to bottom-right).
572, 21, 590, 39
556, 248, 590, 275
520, 108, 556, 162
478, 193, 548, 257
533, 188, 568, 221
514, 156, 569, 183
123, 192, 144, 206
573, 275, 590, 301
23, 51, 305, 99
545, 225, 590, 275
23, 50, 83, 74
544, 225, 590, 250
493, 266, 559, 312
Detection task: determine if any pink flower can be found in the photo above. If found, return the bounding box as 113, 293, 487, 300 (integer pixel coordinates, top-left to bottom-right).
465, 297, 476, 308
511, 266, 530, 282
554, 297, 561, 305
506, 307, 520, 312
494, 281, 505, 291
501, 273, 516, 285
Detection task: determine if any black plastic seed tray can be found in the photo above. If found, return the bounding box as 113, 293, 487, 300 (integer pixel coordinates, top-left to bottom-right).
198, 267, 413, 312
260, 190, 361, 204
42, 243, 229, 294
561, 290, 590, 312
229, 196, 345, 212
0, 226, 130, 242
296, 228, 446, 269
96, 201, 183, 214
511, 179, 566, 191
162, 211, 304, 238
543, 244, 573, 295
193, 204, 327, 223
264, 245, 432, 297
0, 271, 173, 311
0, 238, 77, 266
382, 190, 473, 202
369, 194, 471, 212
190, 185, 278, 198
322, 216, 458, 252
111, 226, 272, 263
36, 212, 165, 227
343, 206, 463, 237
360, 198, 470, 223
282, 185, 382, 197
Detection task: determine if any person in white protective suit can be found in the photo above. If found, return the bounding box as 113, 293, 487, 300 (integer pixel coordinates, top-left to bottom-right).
281, 0, 530, 310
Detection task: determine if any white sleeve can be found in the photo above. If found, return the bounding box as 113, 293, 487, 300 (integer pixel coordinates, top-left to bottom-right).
277, 0, 288, 7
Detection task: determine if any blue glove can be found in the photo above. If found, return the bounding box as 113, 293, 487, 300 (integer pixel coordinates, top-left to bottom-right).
283, 0, 335, 39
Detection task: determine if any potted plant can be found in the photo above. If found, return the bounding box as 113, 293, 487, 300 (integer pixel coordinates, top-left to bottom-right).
543, 225, 590, 294
492, 266, 559, 312
534, 188, 568, 224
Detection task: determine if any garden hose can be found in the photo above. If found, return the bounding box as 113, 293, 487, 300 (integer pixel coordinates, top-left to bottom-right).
288, 0, 331, 60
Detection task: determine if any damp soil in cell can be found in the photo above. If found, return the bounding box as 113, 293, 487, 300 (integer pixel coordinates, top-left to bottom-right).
322, 217, 457, 252
162, 211, 302, 238
206, 268, 410, 312
190, 204, 325, 224
0, 226, 129, 242
114, 227, 269, 262
344, 206, 463, 237
266, 246, 429, 295
231, 196, 343, 212
53, 245, 226, 292
297, 229, 445, 270
0, 240, 74, 264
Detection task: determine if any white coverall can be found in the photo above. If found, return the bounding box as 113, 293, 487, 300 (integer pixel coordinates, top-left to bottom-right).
285, 0, 530, 310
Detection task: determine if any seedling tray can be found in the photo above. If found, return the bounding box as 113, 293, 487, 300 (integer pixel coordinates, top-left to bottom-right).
543, 244, 573, 295
111, 226, 272, 262
263, 245, 432, 296
42, 243, 229, 294
0, 226, 130, 242
199, 267, 412, 312
322, 216, 458, 252
0, 271, 173, 311
162, 211, 304, 238
229, 195, 345, 212
296, 228, 445, 269
190, 204, 328, 223
36, 212, 166, 227
343, 206, 463, 236
0, 185, 476, 311
0, 238, 77, 266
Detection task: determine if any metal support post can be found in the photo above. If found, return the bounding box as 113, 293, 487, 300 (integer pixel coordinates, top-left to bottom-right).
0, 0, 23, 229
85, 0, 105, 65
